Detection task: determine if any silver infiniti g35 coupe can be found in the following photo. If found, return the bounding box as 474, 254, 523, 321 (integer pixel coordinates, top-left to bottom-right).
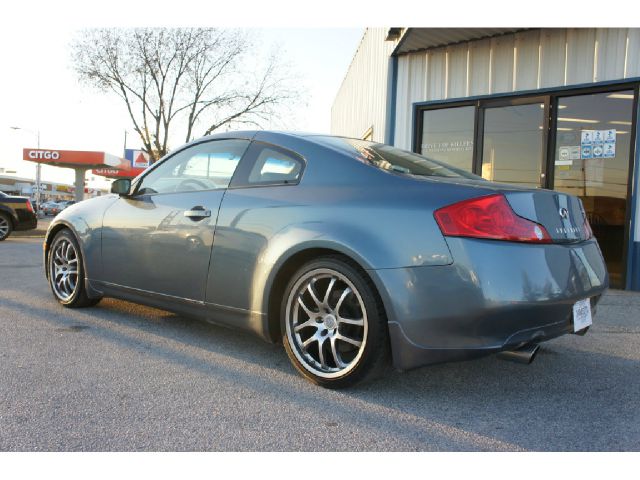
43, 131, 608, 388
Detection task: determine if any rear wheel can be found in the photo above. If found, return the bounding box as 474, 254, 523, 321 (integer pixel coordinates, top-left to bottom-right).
0, 213, 12, 241
281, 256, 388, 388
47, 229, 101, 308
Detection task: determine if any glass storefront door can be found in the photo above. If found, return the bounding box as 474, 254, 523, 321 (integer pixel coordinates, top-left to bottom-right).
552, 90, 635, 288
481, 101, 546, 187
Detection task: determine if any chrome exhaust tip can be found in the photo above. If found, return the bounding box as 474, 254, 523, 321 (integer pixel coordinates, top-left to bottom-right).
497, 343, 540, 364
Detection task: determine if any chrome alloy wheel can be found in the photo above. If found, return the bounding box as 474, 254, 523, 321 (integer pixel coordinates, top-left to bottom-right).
285, 268, 368, 379
49, 237, 79, 301
0, 216, 9, 239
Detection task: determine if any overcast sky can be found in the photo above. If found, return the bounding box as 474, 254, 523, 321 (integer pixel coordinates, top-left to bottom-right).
0, 25, 363, 186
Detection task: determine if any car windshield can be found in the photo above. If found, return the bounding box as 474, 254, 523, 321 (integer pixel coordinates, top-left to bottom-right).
316, 136, 480, 179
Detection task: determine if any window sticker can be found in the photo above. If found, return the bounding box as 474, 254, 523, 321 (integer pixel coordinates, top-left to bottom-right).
603, 142, 616, 158
593, 129, 604, 158
581, 130, 593, 145
581, 130, 594, 160
557, 147, 572, 166
593, 143, 604, 158
569, 146, 581, 160
592, 130, 604, 143
581, 129, 616, 160
603, 129, 616, 158
604, 129, 616, 143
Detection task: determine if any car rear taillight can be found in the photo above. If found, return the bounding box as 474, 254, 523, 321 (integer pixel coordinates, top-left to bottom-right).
434, 194, 552, 244
26, 200, 34, 213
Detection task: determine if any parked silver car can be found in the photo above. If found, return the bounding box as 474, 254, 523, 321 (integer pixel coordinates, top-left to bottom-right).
43, 131, 607, 388
42, 200, 75, 216
40, 201, 61, 216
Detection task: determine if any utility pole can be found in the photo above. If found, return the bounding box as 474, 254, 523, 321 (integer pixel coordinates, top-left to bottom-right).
36, 130, 41, 209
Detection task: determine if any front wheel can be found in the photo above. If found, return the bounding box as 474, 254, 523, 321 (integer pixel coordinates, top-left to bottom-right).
47, 229, 101, 308
281, 256, 388, 388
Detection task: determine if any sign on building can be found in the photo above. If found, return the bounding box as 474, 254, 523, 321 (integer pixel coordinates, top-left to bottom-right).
126, 149, 151, 168
580, 129, 616, 160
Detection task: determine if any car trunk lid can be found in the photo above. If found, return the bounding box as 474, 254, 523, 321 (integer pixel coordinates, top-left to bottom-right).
503, 190, 590, 243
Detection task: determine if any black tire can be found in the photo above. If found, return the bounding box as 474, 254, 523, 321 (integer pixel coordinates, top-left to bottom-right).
281, 255, 389, 389
47, 229, 102, 308
0, 212, 13, 241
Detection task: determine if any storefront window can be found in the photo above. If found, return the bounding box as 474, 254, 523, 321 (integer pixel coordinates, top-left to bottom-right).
481, 103, 545, 187
420, 106, 475, 172
553, 90, 635, 288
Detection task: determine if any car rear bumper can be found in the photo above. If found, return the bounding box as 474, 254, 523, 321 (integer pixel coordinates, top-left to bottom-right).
371, 237, 608, 371
14, 212, 37, 231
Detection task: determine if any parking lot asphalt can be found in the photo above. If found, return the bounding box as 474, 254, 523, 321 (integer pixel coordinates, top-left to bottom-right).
1, 236, 639, 451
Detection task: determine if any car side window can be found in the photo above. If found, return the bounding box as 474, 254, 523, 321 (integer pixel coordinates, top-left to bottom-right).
136, 139, 250, 195
247, 147, 304, 185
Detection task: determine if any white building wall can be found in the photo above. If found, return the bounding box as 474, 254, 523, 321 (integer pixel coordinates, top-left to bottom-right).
331, 28, 398, 142
394, 28, 640, 149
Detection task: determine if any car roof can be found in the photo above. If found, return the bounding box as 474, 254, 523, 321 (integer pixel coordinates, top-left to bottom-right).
195, 130, 365, 146
153, 131, 374, 168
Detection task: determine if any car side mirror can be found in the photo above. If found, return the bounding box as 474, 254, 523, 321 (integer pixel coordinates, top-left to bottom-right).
111, 178, 132, 196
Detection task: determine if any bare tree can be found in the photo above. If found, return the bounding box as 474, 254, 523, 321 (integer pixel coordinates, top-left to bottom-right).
71, 28, 300, 160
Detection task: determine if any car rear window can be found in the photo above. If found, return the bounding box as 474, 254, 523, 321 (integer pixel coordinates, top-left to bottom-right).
315, 136, 480, 179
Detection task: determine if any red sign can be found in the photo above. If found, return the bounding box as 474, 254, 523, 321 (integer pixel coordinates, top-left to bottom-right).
93, 167, 146, 179
132, 151, 150, 168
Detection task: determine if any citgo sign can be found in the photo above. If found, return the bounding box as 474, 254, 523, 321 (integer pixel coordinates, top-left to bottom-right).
28, 150, 60, 160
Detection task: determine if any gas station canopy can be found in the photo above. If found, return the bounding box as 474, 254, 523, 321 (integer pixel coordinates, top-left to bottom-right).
23, 148, 130, 201
22, 148, 152, 201
23, 148, 128, 169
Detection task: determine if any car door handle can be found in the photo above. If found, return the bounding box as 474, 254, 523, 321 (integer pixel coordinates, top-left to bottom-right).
184, 207, 211, 219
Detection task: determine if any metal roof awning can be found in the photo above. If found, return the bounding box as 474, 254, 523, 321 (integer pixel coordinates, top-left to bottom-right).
392, 28, 528, 55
